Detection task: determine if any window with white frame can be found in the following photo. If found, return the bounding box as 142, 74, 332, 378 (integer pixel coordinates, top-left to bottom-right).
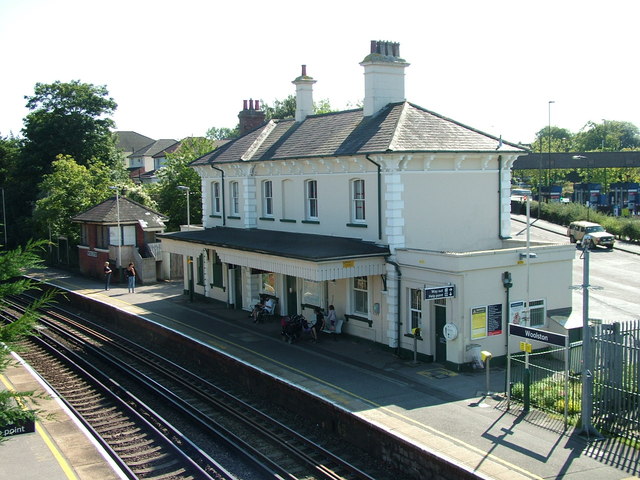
261, 272, 276, 295
230, 181, 239, 216
410, 288, 422, 330
352, 276, 369, 315
302, 279, 322, 307
211, 182, 221, 215
262, 180, 273, 217
529, 299, 546, 327
351, 179, 365, 222
305, 180, 318, 219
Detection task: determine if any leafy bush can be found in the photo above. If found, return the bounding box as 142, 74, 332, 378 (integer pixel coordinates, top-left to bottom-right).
528, 201, 640, 243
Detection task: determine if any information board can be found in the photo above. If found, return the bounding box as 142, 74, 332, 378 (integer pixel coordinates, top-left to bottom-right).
487, 303, 503, 336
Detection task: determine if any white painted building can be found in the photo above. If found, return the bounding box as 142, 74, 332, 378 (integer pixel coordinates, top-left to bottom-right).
160, 40, 575, 369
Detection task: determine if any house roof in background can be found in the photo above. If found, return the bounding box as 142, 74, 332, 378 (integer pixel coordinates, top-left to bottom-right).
72, 196, 168, 229
130, 139, 178, 158
114, 131, 155, 154
191, 102, 527, 167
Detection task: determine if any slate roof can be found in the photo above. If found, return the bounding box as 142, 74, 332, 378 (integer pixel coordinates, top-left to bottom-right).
191, 102, 526, 167
72, 196, 168, 229
130, 139, 178, 158
114, 131, 155, 154
159, 228, 389, 262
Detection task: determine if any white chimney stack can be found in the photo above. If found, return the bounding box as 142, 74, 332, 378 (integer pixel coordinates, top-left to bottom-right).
360, 40, 409, 117
292, 65, 316, 122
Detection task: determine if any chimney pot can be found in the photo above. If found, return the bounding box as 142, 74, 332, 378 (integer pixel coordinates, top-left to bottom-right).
301, 64, 306, 76
370, 40, 377, 54
243, 99, 248, 110
255, 100, 260, 110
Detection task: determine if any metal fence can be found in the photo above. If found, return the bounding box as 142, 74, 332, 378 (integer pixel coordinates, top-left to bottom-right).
591, 320, 640, 439
510, 320, 640, 441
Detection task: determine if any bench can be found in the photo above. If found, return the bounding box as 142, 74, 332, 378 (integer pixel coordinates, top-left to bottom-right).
256, 296, 278, 323
321, 318, 344, 340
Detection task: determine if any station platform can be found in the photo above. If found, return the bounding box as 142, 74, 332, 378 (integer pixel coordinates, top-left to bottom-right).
4, 267, 639, 480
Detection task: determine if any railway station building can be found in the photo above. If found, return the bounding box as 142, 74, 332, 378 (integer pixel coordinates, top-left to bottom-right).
159, 40, 576, 369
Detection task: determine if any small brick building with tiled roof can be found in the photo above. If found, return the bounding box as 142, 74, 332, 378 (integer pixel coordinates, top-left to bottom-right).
72, 196, 168, 284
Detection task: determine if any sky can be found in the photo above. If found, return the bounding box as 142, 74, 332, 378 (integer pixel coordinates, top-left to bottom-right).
1, 0, 639, 146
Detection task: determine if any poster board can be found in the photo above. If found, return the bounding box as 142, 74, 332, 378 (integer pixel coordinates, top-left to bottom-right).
471, 303, 503, 339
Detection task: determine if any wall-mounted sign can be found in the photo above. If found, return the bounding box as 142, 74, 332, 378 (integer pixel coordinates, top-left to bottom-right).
342, 260, 355, 268
424, 285, 455, 300
471, 306, 487, 339
87, 250, 98, 257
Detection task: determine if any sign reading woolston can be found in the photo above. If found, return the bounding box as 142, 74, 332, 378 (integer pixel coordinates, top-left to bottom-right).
509, 324, 567, 347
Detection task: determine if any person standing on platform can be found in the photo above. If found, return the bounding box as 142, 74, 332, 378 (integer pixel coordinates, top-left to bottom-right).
126, 262, 136, 293
104, 261, 112, 290
311, 307, 325, 342
326, 305, 337, 331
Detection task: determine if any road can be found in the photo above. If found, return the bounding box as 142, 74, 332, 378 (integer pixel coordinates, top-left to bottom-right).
511, 215, 639, 326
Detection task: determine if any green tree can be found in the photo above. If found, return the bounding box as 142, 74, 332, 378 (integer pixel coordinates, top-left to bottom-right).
7, 81, 120, 246
0, 239, 56, 443
573, 120, 640, 152
21, 80, 119, 172
261, 95, 334, 120
32, 155, 117, 244
531, 126, 574, 154
153, 137, 215, 231
207, 126, 239, 141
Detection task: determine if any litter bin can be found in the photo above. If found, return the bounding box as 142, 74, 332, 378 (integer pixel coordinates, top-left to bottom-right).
466, 344, 483, 369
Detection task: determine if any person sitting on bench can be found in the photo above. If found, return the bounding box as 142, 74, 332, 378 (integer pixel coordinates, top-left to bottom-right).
252, 296, 275, 323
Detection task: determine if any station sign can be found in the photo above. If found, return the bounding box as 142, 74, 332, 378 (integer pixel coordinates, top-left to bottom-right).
509, 324, 566, 347
424, 285, 456, 300
1, 419, 35, 437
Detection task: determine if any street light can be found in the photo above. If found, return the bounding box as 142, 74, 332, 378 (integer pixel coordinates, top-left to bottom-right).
547, 100, 555, 202
177, 185, 190, 230
575, 236, 602, 439
108, 186, 122, 269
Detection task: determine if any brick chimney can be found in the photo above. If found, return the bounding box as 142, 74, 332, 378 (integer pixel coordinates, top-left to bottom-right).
238, 99, 266, 135
292, 65, 316, 122
360, 40, 410, 117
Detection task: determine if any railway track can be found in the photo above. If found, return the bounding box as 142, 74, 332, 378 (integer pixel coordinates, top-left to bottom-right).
4, 293, 385, 480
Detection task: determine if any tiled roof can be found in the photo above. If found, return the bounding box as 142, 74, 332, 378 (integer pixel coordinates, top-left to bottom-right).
72, 196, 168, 229
114, 131, 155, 153
130, 139, 178, 158
191, 102, 526, 167
159, 227, 389, 261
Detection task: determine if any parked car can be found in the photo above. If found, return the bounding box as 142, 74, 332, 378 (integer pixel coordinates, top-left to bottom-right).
567, 221, 615, 249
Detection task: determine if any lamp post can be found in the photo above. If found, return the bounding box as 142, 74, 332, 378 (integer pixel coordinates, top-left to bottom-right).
177, 185, 190, 230
576, 236, 601, 439
108, 186, 122, 269
546, 100, 555, 203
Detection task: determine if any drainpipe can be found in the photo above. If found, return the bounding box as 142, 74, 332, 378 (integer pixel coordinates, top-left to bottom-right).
498, 155, 511, 240
210, 164, 226, 226
365, 155, 382, 241
386, 259, 402, 357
